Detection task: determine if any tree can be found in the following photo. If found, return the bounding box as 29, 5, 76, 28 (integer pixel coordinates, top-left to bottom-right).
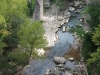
0, 0, 28, 55
81, 1, 100, 74
17, 20, 47, 58
28, 0, 36, 16
87, 24, 100, 74
86, 0, 100, 30
0, 0, 46, 74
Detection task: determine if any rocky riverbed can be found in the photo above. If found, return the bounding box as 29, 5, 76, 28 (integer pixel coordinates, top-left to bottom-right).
15, 0, 89, 75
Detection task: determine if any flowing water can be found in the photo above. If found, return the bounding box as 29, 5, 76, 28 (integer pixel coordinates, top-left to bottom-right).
24, 31, 74, 75
23, 10, 82, 75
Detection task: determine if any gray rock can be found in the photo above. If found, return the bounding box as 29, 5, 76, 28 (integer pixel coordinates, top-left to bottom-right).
62, 26, 66, 32
54, 70, 62, 75
54, 57, 66, 64
65, 71, 73, 75
45, 69, 50, 75
53, 67, 62, 75
64, 10, 70, 17
69, 7, 75, 11
56, 64, 64, 68
68, 2, 74, 6
3, 69, 14, 75
57, 16, 63, 21
74, 1, 80, 7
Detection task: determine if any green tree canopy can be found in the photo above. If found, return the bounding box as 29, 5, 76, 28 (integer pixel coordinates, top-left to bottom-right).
0, 0, 46, 74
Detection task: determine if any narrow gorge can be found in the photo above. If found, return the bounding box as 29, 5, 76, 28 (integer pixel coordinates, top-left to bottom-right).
18, 0, 89, 75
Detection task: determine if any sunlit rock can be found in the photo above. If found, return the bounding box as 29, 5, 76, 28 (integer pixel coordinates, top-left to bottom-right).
78, 18, 84, 22
62, 26, 66, 32
45, 69, 50, 75
68, 57, 74, 62
25, 65, 31, 68
36, 48, 45, 56
69, 6, 75, 11
54, 57, 66, 64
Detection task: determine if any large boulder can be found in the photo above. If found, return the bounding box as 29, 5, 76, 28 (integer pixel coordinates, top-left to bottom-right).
50, 67, 62, 75
53, 57, 66, 64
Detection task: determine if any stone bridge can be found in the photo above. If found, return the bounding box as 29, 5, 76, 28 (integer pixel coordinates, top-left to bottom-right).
33, 0, 43, 21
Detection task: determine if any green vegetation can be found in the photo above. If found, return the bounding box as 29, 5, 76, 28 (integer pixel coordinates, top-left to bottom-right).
57, 0, 66, 11
69, 0, 100, 74
28, 0, 36, 16
69, 24, 85, 39
71, 0, 100, 74
83, 1, 100, 74
86, 1, 100, 30
50, 0, 56, 5
0, 0, 46, 74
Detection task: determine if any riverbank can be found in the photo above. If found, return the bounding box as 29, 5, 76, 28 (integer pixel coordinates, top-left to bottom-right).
15, 0, 89, 75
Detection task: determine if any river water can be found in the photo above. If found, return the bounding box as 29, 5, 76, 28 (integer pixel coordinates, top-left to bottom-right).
24, 31, 75, 75
23, 13, 82, 75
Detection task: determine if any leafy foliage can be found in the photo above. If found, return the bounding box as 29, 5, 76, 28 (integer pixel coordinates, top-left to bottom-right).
69, 24, 85, 39
82, 1, 100, 74
85, 1, 100, 30
57, 0, 66, 11
81, 32, 97, 60
28, 0, 36, 16
18, 20, 47, 58
87, 24, 100, 74
92, 24, 100, 45
0, 0, 46, 74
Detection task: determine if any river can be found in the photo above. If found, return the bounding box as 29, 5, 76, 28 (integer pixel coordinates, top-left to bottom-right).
22, 1, 87, 75
23, 13, 82, 75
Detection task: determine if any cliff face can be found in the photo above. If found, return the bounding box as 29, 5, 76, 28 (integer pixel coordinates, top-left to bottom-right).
33, 0, 43, 21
